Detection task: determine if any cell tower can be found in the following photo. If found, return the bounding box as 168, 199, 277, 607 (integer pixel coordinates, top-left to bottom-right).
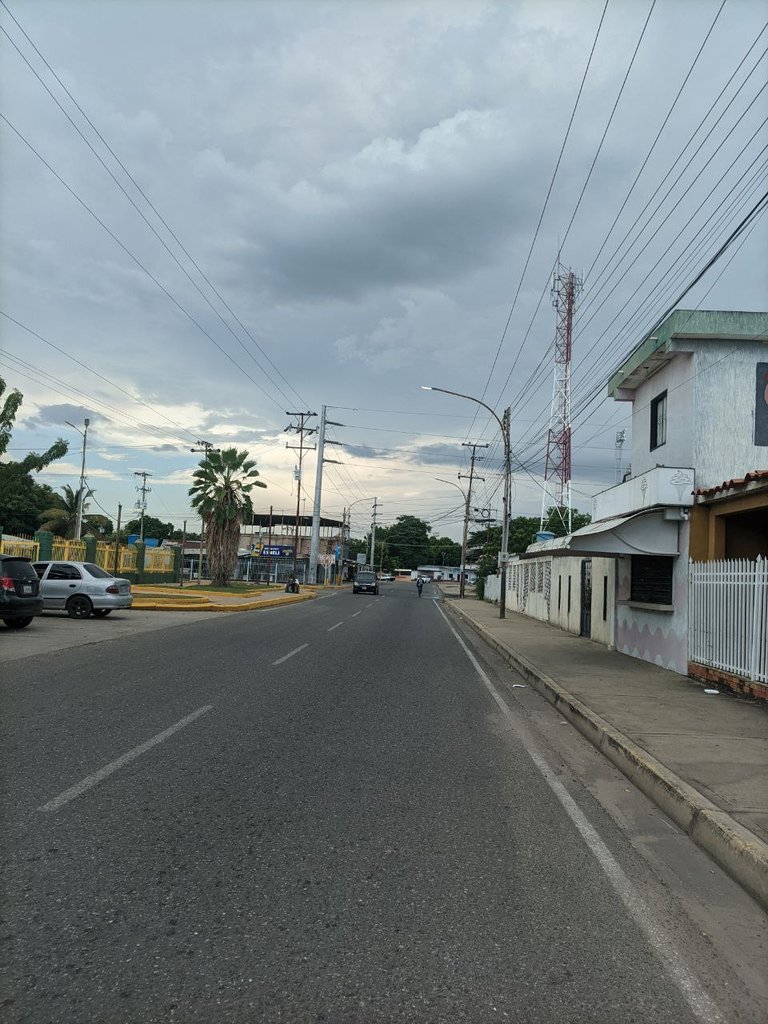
540, 262, 581, 535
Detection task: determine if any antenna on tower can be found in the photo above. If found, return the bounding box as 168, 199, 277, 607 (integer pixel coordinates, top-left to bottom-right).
540, 261, 581, 535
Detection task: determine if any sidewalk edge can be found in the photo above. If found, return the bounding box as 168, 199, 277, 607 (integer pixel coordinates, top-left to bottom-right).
446, 600, 768, 911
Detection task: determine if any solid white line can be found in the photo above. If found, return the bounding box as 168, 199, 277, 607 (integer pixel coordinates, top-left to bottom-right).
351, 610, 362, 617
435, 604, 724, 1024
272, 643, 309, 665
39, 705, 214, 813
327, 621, 343, 632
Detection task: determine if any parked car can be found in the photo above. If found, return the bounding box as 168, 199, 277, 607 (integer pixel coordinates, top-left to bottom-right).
353, 570, 379, 595
0, 554, 44, 629
32, 561, 133, 619
379, 573, 395, 582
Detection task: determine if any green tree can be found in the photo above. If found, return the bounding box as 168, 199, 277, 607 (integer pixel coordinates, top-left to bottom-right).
380, 515, 432, 569
125, 516, 176, 543
188, 448, 266, 586
0, 376, 69, 535
427, 534, 462, 567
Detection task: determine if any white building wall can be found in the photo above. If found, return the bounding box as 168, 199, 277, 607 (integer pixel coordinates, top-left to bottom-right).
589, 557, 616, 646
629, 352, 694, 476
692, 341, 768, 489
614, 521, 690, 674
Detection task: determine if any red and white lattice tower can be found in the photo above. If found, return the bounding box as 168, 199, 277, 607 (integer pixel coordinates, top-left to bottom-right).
540, 263, 581, 534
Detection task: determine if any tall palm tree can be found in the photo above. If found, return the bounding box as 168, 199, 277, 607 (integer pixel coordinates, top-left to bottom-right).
188, 448, 266, 586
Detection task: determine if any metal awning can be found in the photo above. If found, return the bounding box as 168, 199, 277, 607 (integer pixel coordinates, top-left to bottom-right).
523, 509, 681, 558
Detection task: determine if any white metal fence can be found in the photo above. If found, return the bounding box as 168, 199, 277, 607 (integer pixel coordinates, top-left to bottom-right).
688, 557, 768, 683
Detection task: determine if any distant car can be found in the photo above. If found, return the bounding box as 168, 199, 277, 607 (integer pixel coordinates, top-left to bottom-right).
0, 554, 44, 629
33, 561, 133, 619
379, 573, 395, 582
353, 570, 379, 595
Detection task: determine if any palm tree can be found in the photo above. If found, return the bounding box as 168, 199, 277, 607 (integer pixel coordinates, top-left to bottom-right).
39, 484, 91, 538
188, 448, 266, 586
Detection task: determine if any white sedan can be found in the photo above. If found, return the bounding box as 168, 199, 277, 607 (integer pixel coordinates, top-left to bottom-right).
33, 561, 133, 619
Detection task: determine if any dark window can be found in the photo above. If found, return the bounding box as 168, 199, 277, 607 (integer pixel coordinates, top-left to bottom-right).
630, 556, 674, 604
650, 390, 667, 450
48, 563, 82, 581
1, 558, 38, 581
32, 562, 49, 579
603, 575, 608, 621
567, 576, 571, 613
83, 563, 113, 579
557, 576, 562, 611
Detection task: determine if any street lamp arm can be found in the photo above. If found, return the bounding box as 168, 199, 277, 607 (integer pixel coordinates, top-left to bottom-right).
421, 386, 505, 437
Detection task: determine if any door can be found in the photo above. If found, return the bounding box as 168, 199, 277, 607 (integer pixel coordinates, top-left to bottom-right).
42, 563, 83, 609
580, 559, 592, 638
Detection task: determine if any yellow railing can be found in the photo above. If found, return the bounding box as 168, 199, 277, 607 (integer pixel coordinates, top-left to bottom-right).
0, 536, 39, 560
119, 547, 138, 573
51, 538, 87, 561
144, 548, 174, 573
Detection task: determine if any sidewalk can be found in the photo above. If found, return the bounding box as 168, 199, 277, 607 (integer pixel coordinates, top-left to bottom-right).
442, 591, 768, 911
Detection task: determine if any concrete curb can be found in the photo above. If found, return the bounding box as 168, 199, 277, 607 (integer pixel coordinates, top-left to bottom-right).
446, 599, 768, 912
131, 593, 316, 612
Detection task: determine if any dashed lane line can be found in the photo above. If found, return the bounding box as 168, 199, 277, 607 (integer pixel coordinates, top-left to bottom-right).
272, 644, 309, 665
39, 705, 214, 813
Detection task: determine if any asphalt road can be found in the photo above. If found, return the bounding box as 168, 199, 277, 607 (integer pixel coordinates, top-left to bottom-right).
2, 582, 766, 1023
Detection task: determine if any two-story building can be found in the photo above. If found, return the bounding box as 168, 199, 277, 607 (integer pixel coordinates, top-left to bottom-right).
496, 308, 768, 689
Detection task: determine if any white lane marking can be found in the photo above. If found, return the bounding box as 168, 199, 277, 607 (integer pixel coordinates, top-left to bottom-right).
351, 610, 362, 617
272, 644, 309, 665
435, 604, 724, 1024
327, 621, 343, 632
39, 705, 214, 813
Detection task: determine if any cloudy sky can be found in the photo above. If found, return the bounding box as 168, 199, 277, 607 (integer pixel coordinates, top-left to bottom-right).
2, 0, 766, 542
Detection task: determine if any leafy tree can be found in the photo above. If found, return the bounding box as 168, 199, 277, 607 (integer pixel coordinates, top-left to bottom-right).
125, 516, 177, 543
0, 376, 69, 536
427, 534, 462, 567
379, 515, 431, 569
188, 448, 266, 586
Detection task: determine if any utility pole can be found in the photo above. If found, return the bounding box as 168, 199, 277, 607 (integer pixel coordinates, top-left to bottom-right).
133, 470, 152, 542
179, 520, 187, 588
285, 412, 317, 582
190, 440, 221, 582
458, 442, 488, 599
309, 405, 344, 584
369, 497, 380, 568
266, 505, 274, 584
66, 417, 90, 540
112, 502, 122, 576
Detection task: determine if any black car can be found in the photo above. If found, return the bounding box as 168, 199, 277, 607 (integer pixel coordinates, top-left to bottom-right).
0, 554, 44, 629
353, 570, 379, 595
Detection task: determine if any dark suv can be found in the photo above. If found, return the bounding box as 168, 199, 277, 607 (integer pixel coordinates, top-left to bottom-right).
353, 570, 379, 595
0, 554, 44, 629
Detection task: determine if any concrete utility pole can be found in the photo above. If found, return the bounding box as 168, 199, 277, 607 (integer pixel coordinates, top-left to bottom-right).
189, 440, 221, 582
285, 412, 317, 581
309, 405, 344, 584
369, 497, 380, 568
66, 417, 90, 540
458, 442, 488, 599
133, 470, 152, 542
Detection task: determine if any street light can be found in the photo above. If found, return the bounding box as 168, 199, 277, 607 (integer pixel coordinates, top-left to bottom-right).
434, 477, 470, 599
422, 386, 511, 619
65, 418, 90, 540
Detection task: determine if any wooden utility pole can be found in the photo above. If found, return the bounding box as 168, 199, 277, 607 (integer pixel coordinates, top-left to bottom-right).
112, 503, 122, 576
